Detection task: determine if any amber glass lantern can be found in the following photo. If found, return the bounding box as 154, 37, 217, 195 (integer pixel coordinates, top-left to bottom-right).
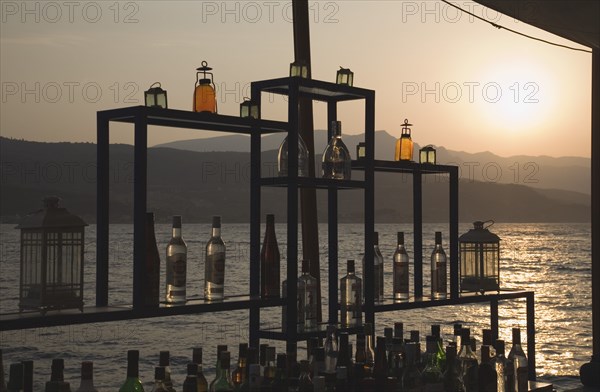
394, 119, 414, 161
419, 145, 436, 164
240, 97, 259, 119
290, 61, 308, 78
336, 67, 354, 86
194, 61, 217, 113
459, 221, 501, 294
16, 196, 87, 313
144, 82, 168, 109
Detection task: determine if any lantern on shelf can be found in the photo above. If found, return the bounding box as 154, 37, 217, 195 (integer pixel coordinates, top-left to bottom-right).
356, 142, 366, 159
419, 145, 436, 164
336, 67, 354, 86
16, 196, 88, 313
459, 220, 501, 294
194, 61, 217, 113
394, 119, 414, 161
240, 97, 259, 119
289, 61, 308, 78
144, 82, 168, 109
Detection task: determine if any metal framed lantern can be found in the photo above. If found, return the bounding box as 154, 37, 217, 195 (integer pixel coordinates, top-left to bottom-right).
194, 61, 217, 113
16, 196, 87, 313
336, 67, 354, 86
356, 142, 366, 159
240, 97, 259, 119
419, 145, 436, 164
290, 61, 308, 78
459, 220, 501, 294
144, 82, 168, 109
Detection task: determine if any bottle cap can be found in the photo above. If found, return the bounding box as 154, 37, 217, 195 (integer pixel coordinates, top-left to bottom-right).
364, 323, 373, 336
220, 351, 231, 369
276, 353, 287, 369
81, 361, 93, 380
376, 336, 386, 348
247, 347, 258, 364
192, 347, 202, 364
347, 259, 355, 273
212, 215, 221, 228
239, 343, 248, 358
431, 324, 440, 338
260, 344, 269, 366
155, 366, 166, 380
397, 232, 404, 244
373, 232, 379, 246
512, 327, 521, 344
146, 212, 155, 222
187, 363, 198, 375
481, 345, 491, 362
159, 351, 170, 366
410, 330, 420, 342
217, 345, 228, 357
266, 214, 275, 224
446, 345, 457, 359
496, 339, 506, 355
435, 231, 442, 244
7, 363, 23, 389
301, 259, 310, 274
52, 358, 64, 370
266, 347, 276, 362
461, 328, 471, 345
453, 324, 462, 335
384, 327, 393, 339
483, 329, 493, 346
172, 215, 182, 228
394, 322, 404, 338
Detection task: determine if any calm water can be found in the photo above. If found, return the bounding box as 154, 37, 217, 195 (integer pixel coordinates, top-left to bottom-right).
0, 223, 592, 390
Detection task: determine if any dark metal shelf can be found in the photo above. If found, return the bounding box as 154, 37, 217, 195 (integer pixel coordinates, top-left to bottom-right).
97, 105, 288, 134
251, 77, 375, 102
257, 323, 365, 341
0, 295, 284, 331
259, 177, 365, 189
352, 159, 459, 174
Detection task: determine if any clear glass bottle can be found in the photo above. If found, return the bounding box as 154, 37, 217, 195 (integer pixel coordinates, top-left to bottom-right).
389, 338, 405, 385
478, 345, 497, 392
324, 325, 338, 373
145, 212, 161, 307
393, 232, 410, 301
298, 360, 313, 392
337, 333, 351, 370
213, 352, 234, 392
232, 343, 248, 389
362, 232, 384, 303
507, 328, 528, 392
21, 361, 33, 392
158, 352, 176, 392
443, 345, 461, 392
321, 120, 352, 180
363, 324, 376, 377
192, 348, 209, 392
119, 351, 144, 392
453, 324, 463, 351
261, 214, 280, 299
204, 216, 226, 301
431, 232, 447, 299
75, 362, 98, 392
431, 325, 447, 371
45, 359, 71, 392
166, 215, 187, 304
278, 133, 309, 177
182, 363, 199, 392
402, 342, 422, 391
373, 337, 388, 387
340, 259, 362, 327
421, 336, 444, 390
355, 333, 367, 367
457, 329, 479, 392
150, 367, 168, 392
394, 119, 414, 161
493, 340, 508, 392
483, 329, 496, 359
299, 259, 318, 330
7, 363, 23, 392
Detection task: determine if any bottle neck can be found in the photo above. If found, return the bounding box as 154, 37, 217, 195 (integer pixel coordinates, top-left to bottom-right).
212, 227, 221, 238
172, 227, 182, 238
127, 361, 139, 378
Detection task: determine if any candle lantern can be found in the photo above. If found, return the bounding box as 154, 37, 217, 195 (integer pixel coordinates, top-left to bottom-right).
194, 61, 217, 113
240, 97, 259, 119
144, 82, 168, 109
16, 196, 88, 313
336, 67, 354, 86
356, 142, 366, 159
419, 145, 436, 164
289, 61, 308, 78
394, 119, 414, 161
459, 220, 501, 294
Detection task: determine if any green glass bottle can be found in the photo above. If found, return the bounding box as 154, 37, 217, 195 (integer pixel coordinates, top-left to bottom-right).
182, 364, 199, 392
212, 352, 234, 392
119, 350, 145, 392
209, 346, 228, 391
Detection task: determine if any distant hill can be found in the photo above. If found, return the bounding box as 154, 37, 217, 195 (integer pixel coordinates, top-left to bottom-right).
0, 137, 590, 223
157, 130, 591, 194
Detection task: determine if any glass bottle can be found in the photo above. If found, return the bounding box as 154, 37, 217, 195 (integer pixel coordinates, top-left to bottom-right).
373, 337, 388, 388
363, 324, 376, 377
457, 329, 479, 392
158, 352, 176, 392
21, 361, 33, 392
443, 345, 461, 392
271, 354, 288, 392
337, 332, 351, 370
260, 347, 276, 392
507, 328, 528, 392
45, 359, 71, 392
324, 325, 338, 373
335, 367, 349, 392
505, 361, 516, 392
151, 367, 168, 392
278, 133, 309, 177
389, 338, 404, 385
232, 343, 248, 389
322, 120, 352, 180
421, 336, 444, 391
297, 361, 313, 392
431, 232, 447, 299
453, 324, 463, 351
145, 212, 161, 307
166, 215, 187, 304
194, 61, 217, 113
7, 363, 23, 392
205, 216, 226, 301
479, 345, 497, 392
393, 232, 410, 301
493, 340, 508, 392
212, 352, 234, 392
355, 334, 367, 367
259, 344, 269, 376
409, 330, 422, 367
120, 351, 144, 392
394, 119, 414, 161
182, 364, 199, 392
402, 342, 422, 391
75, 362, 98, 392
192, 347, 209, 392
260, 214, 280, 299
394, 322, 404, 339
210, 345, 228, 392
483, 329, 496, 359
362, 233, 384, 303
431, 325, 446, 371
340, 259, 362, 327
299, 259, 318, 330
0, 350, 6, 392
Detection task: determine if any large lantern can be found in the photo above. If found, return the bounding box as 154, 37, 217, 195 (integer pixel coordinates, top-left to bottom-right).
144, 82, 168, 109
194, 61, 217, 113
16, 196, 87, 313
459, 221, 500, 294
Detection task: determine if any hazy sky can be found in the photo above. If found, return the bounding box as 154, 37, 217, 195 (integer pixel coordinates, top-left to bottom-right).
0, 0, 593, 157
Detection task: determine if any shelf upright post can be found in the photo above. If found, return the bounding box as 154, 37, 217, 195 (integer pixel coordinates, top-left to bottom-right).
96, 112, 110, 307
249, 82, 262, 347
133, 109, 148, 309
413, 169, 423, 298
526, 292, 536, 381
364, 90, 376, 327
327, 100, 338, 325
449, 167, 459, 299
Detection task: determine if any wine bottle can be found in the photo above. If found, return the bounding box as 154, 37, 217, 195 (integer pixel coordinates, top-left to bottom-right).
45, 359, 71, 392
373, 337, 388, 389
355, 333, 367, 367
277, 133, 309, 177
409, 330, 422, 366
297, 361, 313, 392
310, 348, 325, 380
483, 329, 496, 359
443, 345, 461, 392
340, 259, 362, 327
232, 343, 248, 389
144, 212, 161, 307
271, 353, 288, 391
362, 233, 384, 303
182, 363, 199, 392
322, 120, 352, 180
457, 329, 478, 392
335, 367, 349, 392
7, 363, 23, 392
337, 332, 351, 370
158, 352, 176, 392
192, 347, 209, 392
493, 340, 509, 392
212, 352, 234, 392
431, 232, 447, 299
393, 232, 410, 301
478, 345, 497, 392
421, 336, 444, 390
261, 347, 276, 391
507, 328, 528, 392
260, 214, 280, 299
21, 361, 32, 392
150, 367, 168, 392
389, 338, 404, 385
119, 350, 144, 392
401, 343, 422, 391
453, 324, 463, 350
204, 216, 226, 301
324, 325, 338, 374
363, 324, 376, 377
75, 362, 98, 392
430, 325, 446, 371
166, 215, 187, 304
210, 345, 228, 392
298, 259, 318, 330
394, 120, 414, 161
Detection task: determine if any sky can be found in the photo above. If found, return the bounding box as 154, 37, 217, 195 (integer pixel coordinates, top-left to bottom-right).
0, 0, 593, 158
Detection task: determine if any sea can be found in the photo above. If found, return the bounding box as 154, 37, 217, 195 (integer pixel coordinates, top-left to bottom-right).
0, 222, 592, 390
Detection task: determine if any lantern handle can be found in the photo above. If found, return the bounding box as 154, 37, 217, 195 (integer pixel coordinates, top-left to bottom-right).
149, 82, 161, 89
483, 220, 495, 229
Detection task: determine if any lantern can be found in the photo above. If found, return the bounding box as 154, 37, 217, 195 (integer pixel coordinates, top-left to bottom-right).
289, 61, 308, 78
356, 142, 366, 159
459, 221, 501, 294
336, 67, 354, 86
144, 82, 168, 109
194, 61, 217, 113
16, 196, 87, 313
394, 119, 414, 161
240, 97, 259, 119
419, 145, 436, 164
